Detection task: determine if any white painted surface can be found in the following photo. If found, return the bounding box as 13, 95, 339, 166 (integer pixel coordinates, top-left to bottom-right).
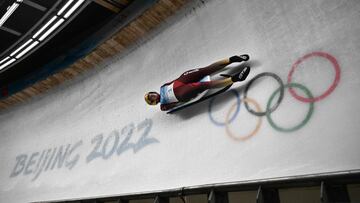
1, 0, 360, 202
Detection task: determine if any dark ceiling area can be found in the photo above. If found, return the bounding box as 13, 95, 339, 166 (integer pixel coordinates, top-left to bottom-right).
0, 0, 185, 109
0, 0, 116, 85
0, 1, 58, 54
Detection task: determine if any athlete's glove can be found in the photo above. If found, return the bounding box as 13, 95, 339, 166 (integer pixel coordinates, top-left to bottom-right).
231, 66, 250, 82
229, 54, 249, 63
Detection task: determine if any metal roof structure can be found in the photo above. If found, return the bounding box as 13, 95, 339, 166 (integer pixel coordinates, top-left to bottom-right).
0, 0, 188, 110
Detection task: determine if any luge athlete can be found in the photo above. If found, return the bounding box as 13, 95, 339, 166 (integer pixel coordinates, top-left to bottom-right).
144, 54, 250, 111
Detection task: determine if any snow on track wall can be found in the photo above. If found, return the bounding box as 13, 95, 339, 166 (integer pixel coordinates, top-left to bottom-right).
1, 0, 360, 202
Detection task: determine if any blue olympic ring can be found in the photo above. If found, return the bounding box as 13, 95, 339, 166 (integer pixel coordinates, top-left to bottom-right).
208, 89, 240, 126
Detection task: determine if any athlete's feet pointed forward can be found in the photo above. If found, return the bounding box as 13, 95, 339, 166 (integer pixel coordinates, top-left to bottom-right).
231, 66, 250, 82
229, 54, 250, 63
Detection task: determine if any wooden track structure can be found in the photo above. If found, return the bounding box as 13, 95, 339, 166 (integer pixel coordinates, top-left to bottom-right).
0, 0, 189, 110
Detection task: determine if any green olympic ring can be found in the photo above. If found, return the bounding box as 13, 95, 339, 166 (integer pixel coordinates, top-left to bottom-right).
266, 83, 314, 132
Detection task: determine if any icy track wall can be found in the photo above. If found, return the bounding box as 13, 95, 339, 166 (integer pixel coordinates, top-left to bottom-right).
1, 0, 360, 202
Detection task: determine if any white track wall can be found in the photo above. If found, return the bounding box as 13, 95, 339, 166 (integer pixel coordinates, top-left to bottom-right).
1, 0, 360, 202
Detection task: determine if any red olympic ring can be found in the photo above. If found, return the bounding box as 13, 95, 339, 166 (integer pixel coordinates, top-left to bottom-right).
287, 52, 341, 103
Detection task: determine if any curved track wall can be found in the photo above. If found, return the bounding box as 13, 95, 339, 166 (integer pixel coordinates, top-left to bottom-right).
1, 0, 360, 202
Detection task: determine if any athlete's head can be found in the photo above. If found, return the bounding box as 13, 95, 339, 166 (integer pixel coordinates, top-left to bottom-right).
144, 91, 160, 105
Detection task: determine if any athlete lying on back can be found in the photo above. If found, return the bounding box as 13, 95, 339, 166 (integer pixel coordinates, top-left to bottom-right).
144, 54, 250, 111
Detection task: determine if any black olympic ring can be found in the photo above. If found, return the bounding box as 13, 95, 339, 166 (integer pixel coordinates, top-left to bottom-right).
243, 72, 285, 117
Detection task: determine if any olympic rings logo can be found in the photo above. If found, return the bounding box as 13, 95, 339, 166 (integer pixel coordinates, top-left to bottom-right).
208, 51, 341, 141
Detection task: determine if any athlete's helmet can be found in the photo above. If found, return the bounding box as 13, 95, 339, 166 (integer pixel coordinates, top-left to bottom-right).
144, 92, 160, 105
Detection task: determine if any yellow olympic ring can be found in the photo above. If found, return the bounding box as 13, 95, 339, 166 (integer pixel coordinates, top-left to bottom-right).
225, 98, 263, 141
